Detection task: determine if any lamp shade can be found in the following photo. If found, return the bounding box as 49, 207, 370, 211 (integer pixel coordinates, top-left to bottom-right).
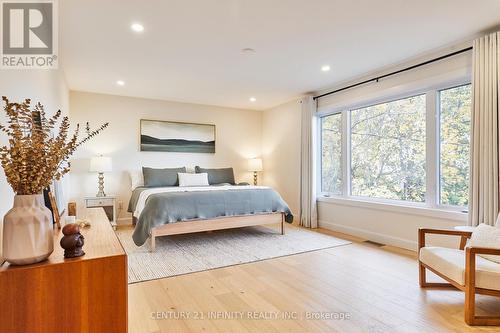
247, 158, 263, 172
89, 156, 112, 173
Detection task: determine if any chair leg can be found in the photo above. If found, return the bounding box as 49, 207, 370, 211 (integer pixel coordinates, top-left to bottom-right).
419, 262, 426, 287
464, 287, 475, 325
463, 249, 500, 325
418, 262, 456, 289
464, 289, 500, 325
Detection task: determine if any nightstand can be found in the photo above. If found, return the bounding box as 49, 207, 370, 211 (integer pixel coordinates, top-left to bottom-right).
84, 196, 117, 230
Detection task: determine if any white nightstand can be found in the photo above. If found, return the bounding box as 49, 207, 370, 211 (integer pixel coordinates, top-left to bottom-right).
84, 196, 117, 230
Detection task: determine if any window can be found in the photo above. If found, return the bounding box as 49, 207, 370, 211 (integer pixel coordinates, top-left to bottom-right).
321, 113, 342, 195
319, 82, 472, 210
351, 95, 426, 202
439, 85, 472, 207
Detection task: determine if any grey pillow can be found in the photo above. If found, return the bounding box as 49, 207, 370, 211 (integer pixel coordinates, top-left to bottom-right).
195, 166, 235, 185
142, 167, 186, 187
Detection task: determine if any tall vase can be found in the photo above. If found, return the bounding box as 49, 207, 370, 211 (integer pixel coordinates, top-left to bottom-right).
2, 194, 54, 265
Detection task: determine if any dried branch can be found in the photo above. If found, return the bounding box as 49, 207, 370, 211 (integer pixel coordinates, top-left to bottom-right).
0, 96, 109, 195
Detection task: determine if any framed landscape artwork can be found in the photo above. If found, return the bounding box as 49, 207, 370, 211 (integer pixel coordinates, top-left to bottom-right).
140, 119, 216, 153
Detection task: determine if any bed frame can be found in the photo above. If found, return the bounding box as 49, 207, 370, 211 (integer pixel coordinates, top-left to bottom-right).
134, 213, 285, 252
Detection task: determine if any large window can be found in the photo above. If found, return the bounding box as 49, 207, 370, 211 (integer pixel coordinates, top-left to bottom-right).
439, 85, 472, 206
351, 95, 426, 202
321, 113, 342, 194
319, 82, 472, 210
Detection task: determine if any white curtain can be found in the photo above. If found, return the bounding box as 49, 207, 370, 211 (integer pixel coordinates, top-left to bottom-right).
300, 95, 318, 228
469, 31, 500, 227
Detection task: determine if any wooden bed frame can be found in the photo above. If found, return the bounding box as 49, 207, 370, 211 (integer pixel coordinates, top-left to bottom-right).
134, 213, 285, 252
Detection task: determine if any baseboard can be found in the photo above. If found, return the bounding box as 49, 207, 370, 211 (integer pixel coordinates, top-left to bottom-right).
318, 220, 417, 251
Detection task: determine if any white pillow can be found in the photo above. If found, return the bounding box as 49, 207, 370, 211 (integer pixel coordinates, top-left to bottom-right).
178, 173, 209, 187
129, 170, 144, 190
467, 223, 500, 264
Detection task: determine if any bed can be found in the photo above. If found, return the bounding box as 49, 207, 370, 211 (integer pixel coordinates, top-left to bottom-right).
128, 185, 293, 251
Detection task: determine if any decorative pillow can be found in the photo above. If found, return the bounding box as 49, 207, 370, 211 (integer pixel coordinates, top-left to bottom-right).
142, 167, 186, 187
194, 166, 235, 185
178, 173, 209, 187
129, 170, 144, 190
467, 223, 500, 264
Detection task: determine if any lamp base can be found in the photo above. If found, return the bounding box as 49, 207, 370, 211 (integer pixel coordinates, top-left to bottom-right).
253, 171, 258, 186
96, 172, 106, 197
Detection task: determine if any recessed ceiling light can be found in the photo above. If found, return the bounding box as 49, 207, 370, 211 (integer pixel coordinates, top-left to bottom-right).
131, 23, 144, 32
116, 80, 125, 86
249, 97, 257, 102
321, 65, 331, 72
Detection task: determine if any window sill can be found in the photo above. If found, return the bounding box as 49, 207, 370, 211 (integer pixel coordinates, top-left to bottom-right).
317, 195, 467, 222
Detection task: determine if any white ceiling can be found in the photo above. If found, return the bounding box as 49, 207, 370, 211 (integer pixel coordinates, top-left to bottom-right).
61, 0, 500, 110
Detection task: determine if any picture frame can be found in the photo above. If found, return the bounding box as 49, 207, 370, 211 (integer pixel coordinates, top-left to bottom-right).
140, 119, 216, 153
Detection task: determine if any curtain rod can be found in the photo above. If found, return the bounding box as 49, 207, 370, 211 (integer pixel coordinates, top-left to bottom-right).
313, 46, 473, 100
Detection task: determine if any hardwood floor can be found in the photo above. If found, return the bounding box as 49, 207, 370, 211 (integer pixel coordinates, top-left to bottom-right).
128, 228, 500, 332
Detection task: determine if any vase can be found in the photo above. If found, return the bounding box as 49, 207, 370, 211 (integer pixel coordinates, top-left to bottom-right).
2, 194, 54, 265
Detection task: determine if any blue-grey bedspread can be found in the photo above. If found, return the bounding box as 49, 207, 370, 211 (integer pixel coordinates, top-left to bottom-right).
128, 187, 293, 246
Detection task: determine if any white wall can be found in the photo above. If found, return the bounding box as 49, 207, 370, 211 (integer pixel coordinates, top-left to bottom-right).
262, 99, 302, 217
318, 199, 466, 250
69, 91, 263, 222
317, 49, 472, 111
0, 69, 69, 261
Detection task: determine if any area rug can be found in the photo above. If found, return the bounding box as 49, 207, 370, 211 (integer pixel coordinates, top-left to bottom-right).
116, 225, 351, 283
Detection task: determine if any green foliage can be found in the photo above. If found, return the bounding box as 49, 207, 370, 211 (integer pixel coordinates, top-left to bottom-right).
321, 113, 342, 194
320, 85, 471, 207
350, 95, 426, 202
440, 85, 471, 206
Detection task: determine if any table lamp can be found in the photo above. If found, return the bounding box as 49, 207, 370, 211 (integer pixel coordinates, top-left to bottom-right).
248, 158, 263, 185
89, 156, 112, 197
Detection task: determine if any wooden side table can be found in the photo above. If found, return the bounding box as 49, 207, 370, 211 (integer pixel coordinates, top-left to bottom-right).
84, 196, 117, 230
0, 208, 127, 332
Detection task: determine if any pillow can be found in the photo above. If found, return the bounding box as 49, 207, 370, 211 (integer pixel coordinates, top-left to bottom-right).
142, 167, 186, 187
129, 170, 144, 190
178, 173, 209, 187
194, 166, 235, 185
467, 223, 500, 264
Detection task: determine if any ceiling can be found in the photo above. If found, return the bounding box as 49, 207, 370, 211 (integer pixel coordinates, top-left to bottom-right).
61, 0, 500, 110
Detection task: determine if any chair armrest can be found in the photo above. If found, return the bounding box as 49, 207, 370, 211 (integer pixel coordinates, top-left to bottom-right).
418, 228, 473, 251
465, 247, 500, 291
467, 247, 500, 256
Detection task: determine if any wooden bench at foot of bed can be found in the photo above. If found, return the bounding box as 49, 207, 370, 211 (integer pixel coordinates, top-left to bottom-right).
145, 213, 285, 251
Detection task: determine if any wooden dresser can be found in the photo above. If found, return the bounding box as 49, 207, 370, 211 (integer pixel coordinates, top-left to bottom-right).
0, 208, 127, 333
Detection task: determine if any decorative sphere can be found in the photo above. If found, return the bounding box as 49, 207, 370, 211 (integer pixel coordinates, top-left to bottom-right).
62, 223, 80, 236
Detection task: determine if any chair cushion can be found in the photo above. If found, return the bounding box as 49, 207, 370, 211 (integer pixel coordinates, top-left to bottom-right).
419, 247, 500, 291
468, 223, 500, 264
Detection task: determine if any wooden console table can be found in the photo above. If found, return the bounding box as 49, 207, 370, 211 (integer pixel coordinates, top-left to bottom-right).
0, 208, 127, 333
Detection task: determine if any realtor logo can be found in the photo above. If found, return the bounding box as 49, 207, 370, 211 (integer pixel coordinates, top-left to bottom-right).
1, 0, 58, 68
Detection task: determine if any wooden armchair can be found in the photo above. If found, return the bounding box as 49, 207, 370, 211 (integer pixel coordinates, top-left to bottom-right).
418, 228, 500, 326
